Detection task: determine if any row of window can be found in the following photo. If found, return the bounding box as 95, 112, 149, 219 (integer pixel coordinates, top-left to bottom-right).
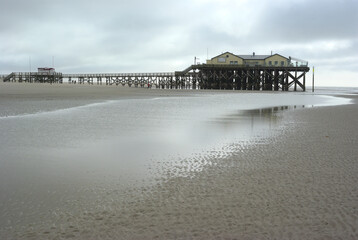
219, 58, 287, 66
229, 61, 286, 66
268, 61, 285, 66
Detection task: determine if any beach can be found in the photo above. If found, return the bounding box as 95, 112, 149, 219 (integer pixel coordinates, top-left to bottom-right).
114, 97, 358, 240
0, 82, 357, 239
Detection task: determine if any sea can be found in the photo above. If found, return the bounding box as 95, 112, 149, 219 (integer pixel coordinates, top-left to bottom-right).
0, 86, 355, 237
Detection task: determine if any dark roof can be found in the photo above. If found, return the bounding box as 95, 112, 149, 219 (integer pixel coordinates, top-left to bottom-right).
237, 53, 289, 60
237, 55, 270, 60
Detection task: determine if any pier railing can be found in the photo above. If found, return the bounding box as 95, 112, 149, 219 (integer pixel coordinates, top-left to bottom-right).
63, 72, 174, 78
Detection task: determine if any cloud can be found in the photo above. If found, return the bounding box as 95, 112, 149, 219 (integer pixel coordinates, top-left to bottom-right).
0, 0, 357, 85
253, 0, 358, 41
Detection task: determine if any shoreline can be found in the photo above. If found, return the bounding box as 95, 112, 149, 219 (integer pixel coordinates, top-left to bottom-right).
0, 81, 353, 118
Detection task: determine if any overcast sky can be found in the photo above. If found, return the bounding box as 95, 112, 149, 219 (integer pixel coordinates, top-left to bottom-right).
1, 0, 357, 86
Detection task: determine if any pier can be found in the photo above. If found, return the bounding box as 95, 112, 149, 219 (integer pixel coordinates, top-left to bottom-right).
1, 52, 310, 91
176, 64, 309, 91
2, 65, 309, 91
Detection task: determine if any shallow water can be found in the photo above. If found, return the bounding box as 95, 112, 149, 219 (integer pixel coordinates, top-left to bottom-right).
0, 89, 352, 237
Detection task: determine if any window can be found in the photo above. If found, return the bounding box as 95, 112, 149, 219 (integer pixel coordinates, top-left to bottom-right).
230, 61, 238, 64
218, 57, 226, 63
274, 61, 278, 65
281, 61, 284, 66
269, 61, 272, 66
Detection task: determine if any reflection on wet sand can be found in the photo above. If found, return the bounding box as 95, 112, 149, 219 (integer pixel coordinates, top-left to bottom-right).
209, 105, 306, 136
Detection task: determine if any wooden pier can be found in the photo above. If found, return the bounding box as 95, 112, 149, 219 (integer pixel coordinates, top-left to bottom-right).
2, 64, 309, 91
176, 64, 310, 91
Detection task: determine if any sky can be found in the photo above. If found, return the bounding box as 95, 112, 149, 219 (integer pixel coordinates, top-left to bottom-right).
0, 0, 357, 86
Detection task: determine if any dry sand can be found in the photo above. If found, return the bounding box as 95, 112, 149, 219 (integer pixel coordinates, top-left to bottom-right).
1, 82, 358, 239
0, 81, 200, 104
0, 81, 205, 118
0, 82, 237, 117
0, 81, 217, 100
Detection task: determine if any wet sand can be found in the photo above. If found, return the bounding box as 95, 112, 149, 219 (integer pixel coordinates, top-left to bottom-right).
59, 96, 357, 240
1, 82, 358, 239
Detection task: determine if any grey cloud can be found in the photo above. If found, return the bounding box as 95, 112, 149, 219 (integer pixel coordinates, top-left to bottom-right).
253, 0, 358, 42
1, 0, 357, 80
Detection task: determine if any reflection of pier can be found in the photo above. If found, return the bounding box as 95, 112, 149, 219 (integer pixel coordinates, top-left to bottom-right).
241, 106, 305, 117
2, 65, 309, 91
214, 105, 306, 133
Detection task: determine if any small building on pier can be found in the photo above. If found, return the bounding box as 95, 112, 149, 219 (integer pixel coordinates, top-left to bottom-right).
38, 67, 55, 74
206, 52, 290, 67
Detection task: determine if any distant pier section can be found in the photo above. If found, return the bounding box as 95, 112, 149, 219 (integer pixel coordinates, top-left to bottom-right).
2, 52, 310, 91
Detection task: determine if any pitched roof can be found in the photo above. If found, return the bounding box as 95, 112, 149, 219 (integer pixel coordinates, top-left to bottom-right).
210, 52, 289, 61
266, 53, 289, 60
211, 52, 244, 60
